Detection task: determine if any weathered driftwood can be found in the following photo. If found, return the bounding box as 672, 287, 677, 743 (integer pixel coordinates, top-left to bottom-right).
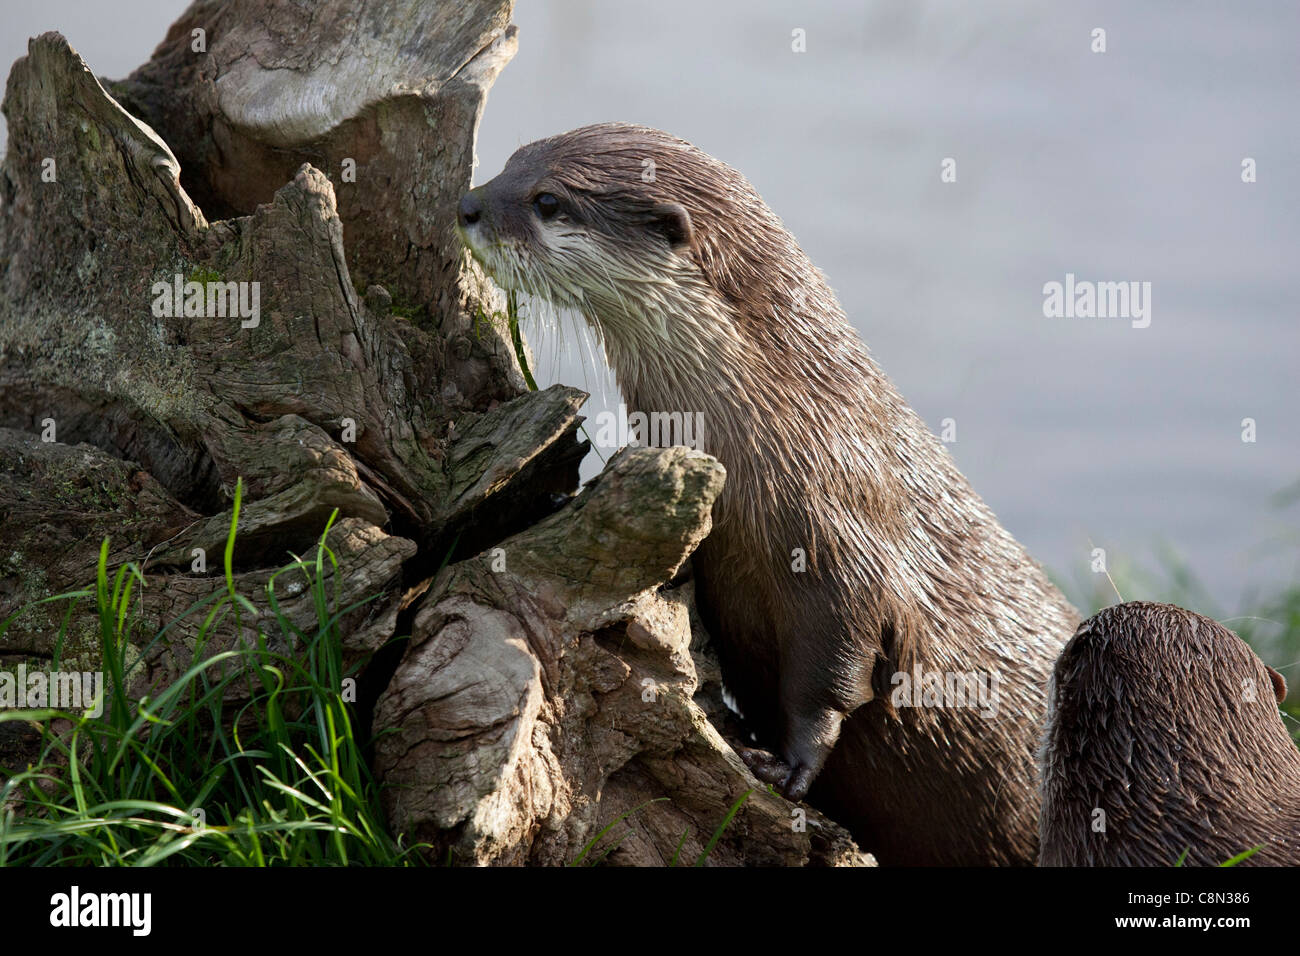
0, 5, 870, 865
376, 446, 870, 866
109, 0, 519, 360
0, 28, 578, 640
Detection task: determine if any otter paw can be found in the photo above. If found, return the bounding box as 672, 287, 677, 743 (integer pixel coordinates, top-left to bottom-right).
738, 746, 789, 782
738, 747, 817, 802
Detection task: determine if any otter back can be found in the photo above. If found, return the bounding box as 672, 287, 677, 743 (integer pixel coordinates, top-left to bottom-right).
1040, 601, 1300, 866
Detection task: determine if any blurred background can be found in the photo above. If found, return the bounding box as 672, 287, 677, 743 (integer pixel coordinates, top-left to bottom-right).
3, 1, 1297, 680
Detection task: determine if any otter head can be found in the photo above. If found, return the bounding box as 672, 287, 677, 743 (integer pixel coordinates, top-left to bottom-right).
456, 123, 826, 393
457, 124, 700, 344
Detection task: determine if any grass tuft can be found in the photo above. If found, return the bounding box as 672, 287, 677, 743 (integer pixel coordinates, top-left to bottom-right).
0, 479, 423, 866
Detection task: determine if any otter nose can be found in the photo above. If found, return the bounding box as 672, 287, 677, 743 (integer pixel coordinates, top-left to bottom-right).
458, 191, 483, 227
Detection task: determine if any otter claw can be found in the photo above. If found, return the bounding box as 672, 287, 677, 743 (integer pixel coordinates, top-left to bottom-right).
738, 747, 815, 801
783, 765, 816, 802
739, 746, 788, 782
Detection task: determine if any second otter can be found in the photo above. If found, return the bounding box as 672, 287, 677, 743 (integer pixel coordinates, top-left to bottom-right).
458, 124, 1079, 865
1040, 601, 1300, 866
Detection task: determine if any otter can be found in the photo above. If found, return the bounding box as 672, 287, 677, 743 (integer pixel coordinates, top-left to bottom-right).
1040, 601, 1300, 867
457, 123, 1079, 865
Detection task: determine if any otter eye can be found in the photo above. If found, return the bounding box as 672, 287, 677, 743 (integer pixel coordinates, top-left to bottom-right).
533, 193, 560, 220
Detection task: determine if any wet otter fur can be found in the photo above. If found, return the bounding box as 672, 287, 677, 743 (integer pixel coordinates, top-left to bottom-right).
1039, 601, 1300, 866
457, 123, 1079, 865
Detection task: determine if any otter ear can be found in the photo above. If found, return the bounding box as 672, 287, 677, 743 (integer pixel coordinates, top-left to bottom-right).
648, 202, 694, 251
1266, 665, 1287, 704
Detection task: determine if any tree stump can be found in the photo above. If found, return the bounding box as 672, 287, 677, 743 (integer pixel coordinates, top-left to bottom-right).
0, 2, 870, 866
